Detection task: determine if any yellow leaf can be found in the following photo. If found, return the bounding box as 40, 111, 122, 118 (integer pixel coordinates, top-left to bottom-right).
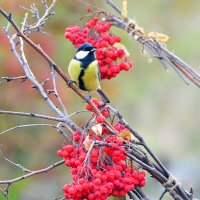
147, 32, 170, 43
113, 43, 130, 57
117, 130, 132, 141
121, 0, 128, 19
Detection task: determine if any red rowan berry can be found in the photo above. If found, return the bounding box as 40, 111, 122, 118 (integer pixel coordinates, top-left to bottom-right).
86, 103, 93, 111
57, 149, 63, 157
94, 178, 102, 185
139, 180, 146, 187
96, 115, 105, 123
88, 193, 95, 200
86, 7, 91, 12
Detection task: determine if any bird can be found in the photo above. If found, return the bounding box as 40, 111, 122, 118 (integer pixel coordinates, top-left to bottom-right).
68, 43, 110, 104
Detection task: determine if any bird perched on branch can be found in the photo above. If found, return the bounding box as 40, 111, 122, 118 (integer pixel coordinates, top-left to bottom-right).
68, 43, 110, 104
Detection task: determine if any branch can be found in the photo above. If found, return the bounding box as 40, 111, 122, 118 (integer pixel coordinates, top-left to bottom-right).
0, 76, 27, 84
28, 0, 57, 32
2, 155, 31, 173
106, 0, 121, 14
50, 69, 68, 116
0, 123, 69, 141
0, 110, 83, 134
0, 110, 63, 122
0, 159, 64, 185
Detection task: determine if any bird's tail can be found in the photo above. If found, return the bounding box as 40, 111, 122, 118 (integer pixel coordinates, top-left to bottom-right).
96, 88, 110, 104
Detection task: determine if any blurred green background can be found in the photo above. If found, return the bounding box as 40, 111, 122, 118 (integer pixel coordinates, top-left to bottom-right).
0, 0, 200, 199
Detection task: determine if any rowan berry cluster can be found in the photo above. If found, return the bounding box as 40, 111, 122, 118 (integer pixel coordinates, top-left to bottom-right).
57, 141, 146, 199
57, 100, 146, 200
65, 17, 133, 79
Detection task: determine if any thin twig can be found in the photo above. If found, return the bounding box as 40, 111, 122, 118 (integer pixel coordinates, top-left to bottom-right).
29, 0, 57, 31
0, 187, 9, 200
0, 76, 27, 84
51, 70, 68, 116
0, 110, 66, 123
0, 159, 65, 185
0, 123, 66, 139
2, 157, 31, 173
159, 189, 167, 200
0, 110, 83, 134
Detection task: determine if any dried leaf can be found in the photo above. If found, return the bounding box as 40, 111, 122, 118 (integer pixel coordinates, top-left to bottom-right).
83, 135, 92, 150
121, 0, 128, 19
117, 130, 132, 141
148, 32, 170, 43
91, 124, 103, 136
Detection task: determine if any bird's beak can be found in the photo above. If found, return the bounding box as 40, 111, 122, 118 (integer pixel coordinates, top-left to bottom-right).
91, 48, 97, 52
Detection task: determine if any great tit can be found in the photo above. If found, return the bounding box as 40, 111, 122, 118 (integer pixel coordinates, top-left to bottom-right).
68, 43, 110, 103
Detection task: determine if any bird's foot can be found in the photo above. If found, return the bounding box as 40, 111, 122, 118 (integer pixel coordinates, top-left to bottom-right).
67, 79, 75, 87
83, 93, 92, 102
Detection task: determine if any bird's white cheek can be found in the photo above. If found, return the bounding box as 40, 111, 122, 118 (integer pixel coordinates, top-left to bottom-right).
76, 50, 89, 59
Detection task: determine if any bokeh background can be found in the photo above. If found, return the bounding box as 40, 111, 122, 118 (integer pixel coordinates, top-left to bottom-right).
0, 0, 200, 199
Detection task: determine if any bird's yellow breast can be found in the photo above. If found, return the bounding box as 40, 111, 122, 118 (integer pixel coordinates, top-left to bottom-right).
68, 59, 100, 91
68, 59, 82, 84
82, 60, 100, 91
